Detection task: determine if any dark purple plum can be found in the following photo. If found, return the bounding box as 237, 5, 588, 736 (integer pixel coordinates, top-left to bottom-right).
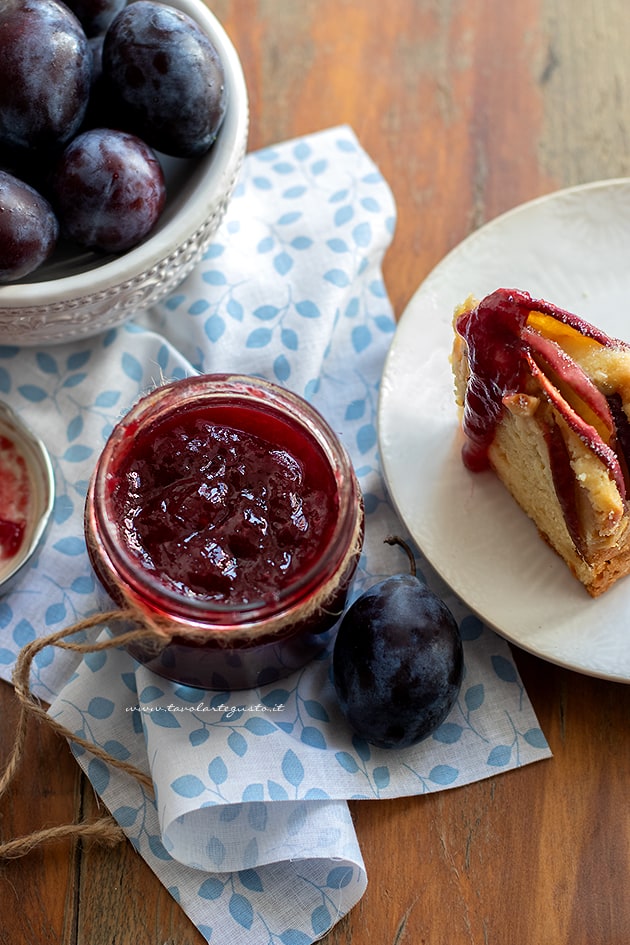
63, 0, 128, 38
51, 128, 166, 253
0, 171, 59, 283
0, 0, 92, 155
102, 0, 227, 158
332, 537, 464, 749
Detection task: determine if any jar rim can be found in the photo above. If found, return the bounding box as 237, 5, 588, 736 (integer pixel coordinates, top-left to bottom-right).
87, 373, 362, 628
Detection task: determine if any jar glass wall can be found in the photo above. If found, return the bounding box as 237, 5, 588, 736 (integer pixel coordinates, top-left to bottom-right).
85, 374, 364, 690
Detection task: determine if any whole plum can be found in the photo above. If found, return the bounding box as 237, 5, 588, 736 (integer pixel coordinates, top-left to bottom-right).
0, 0, 92, 155
102, 0, 227, 157
51, 128, 166, 254
63, 0, 128, 38
332, 537, 464, 749
0, 171, 59, 283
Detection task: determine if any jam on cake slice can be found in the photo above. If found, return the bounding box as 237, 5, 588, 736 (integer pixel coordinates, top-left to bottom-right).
452, 287, 630, 596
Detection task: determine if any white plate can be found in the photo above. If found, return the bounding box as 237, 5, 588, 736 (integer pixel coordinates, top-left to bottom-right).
378, 179, 630, 683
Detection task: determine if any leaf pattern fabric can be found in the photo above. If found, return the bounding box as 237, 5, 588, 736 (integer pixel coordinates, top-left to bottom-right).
0, 127, 550, 944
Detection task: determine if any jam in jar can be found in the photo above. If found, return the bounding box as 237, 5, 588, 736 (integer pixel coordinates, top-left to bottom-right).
85, 374, 364, 690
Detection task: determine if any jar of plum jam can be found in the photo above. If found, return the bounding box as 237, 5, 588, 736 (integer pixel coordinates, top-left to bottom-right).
85, 374, 364, 690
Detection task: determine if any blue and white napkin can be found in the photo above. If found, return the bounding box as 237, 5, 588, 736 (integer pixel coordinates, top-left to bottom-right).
0, 126, 551, 945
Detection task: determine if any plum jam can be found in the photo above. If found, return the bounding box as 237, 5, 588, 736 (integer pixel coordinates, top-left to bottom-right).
111, 406, 338, 605
0, 434, 28, 563
85, 374, 364, 690
0, 402, 54, 591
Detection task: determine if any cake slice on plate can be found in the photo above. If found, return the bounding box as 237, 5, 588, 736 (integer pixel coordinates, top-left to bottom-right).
452, 287, 630, 596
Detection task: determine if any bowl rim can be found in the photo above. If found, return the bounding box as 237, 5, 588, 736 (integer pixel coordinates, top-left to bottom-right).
0, 0, 249, 309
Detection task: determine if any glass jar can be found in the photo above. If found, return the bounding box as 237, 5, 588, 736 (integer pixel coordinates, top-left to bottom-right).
84, 373, 364, 690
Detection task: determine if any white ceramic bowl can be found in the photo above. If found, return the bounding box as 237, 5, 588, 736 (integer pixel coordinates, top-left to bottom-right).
0, 0, 249, 346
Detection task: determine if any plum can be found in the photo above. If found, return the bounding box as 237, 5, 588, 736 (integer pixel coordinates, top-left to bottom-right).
332, 537, 464, 749
0, 0, 92, 155
0, 171, 59, 283
51, 128, 166, 253
102, 0, 227, 157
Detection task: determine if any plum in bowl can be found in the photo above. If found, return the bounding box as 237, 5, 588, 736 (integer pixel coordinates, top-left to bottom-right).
0, 0, 248, 346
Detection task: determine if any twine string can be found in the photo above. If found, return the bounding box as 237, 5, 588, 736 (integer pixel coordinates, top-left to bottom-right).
0, 509, 364, 860
0, 819, 127, 861
0, 608, 166, 860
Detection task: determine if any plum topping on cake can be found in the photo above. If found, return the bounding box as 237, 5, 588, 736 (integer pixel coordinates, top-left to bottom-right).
454, 288, 629, 473
452, 288, 630, 595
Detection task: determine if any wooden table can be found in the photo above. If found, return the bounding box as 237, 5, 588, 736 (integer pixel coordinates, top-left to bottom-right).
2, 1, 630, 942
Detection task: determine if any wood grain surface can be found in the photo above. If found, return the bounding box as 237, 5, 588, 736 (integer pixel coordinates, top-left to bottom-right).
2, 2, 630, 944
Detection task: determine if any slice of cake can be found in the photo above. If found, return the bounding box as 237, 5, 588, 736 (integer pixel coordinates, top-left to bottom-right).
452, 287, 630, 596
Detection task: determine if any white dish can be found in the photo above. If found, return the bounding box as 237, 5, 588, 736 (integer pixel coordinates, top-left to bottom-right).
378, 178, 630, 683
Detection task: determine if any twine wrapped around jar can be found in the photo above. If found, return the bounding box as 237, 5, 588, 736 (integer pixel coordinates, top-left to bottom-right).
84, 499, 365, 651
0, 374, 366, 856
0, 502, 363, 859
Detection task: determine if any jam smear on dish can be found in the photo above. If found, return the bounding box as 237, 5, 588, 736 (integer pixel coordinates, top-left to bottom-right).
109, 403, 339, 604
0, 433, 28, 560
